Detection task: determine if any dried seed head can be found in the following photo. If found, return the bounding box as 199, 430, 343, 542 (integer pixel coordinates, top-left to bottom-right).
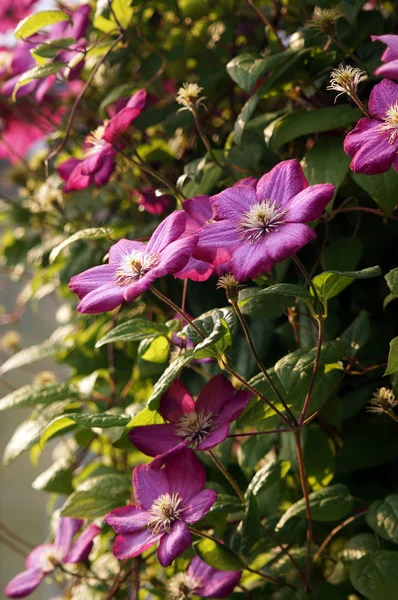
176, 83, 207, 113
367, 387, 398, 415
327, 64, 367, 100
217, 273, 241, 302
306, 7, 342, 36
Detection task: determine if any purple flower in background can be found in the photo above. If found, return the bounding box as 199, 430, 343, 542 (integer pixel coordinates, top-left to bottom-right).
137, 186, 172, 215
166, 556, 241, 599
58, 89, 146, 192
69, 211, 198, 314
344, 79, 398, 174
372, 35, 398, 80
195, 161, 334, 281
5, 518, 99, 598
0, 0, 38, 34
104, 449, 217, 567
130, 375, 250, 459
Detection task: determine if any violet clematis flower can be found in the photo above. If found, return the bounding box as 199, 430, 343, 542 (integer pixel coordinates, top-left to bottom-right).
344, 78, 398, 175
137, 186, 172, 215
130, 375, 250, 459
195, 161, 334, 281
372, 35, 398, 80
166, 555, 241, 599
5, 518, 99, 598
0, 0, 38, 33
58, 89, 147, 192
104, 449, 217, 567
69, 210, 198, 314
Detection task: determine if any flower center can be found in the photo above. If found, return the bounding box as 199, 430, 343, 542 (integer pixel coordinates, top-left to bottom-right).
148, 492, 185, 534
114, 250, 160, 286
174, 410, 215, 448
84, 121, 109, 156
0, 50, 12, 72
40, 547, 63, 573
379, 102, 398, 144
166, 572, 202, 600
238, 200, 287, 244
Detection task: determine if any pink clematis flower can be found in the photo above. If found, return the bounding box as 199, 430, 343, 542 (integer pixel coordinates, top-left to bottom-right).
104, 449, 217, 567
195, 161, 334, 281
344, 78, 398, 174
166, 555, 241, 598
69, 211, 198, 314
0, 0, 38, 33
136, 186, 172, 215
372, 35, 398, 81
5, 517, 99, 598
130, 375, 250, 459
58, 89, 147, 192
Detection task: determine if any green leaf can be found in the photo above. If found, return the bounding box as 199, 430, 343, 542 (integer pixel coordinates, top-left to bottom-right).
184, 308, 236, 360
40, 412, 131, 448
238, 283, 314, 318
385, 268, 398, 298
321, 238, 364, 272
146, 351, 194, 409
12, 62, 66, 100
350, 551, 398, 600
0, 325, 74, 376
340, 310, 372, 357
245, 460, 290, 499
210, 494, 243, 514
341, 534, 378, 566
227, 52, 290, 93
352, 168, 398, 216
96, 319, 169, 348
61, 473, 131, 518
193, 538, 244, 571
32, 37, 76, 60
112, 0, 134, 28
312, 266, 382, 305
366, 495, 398, 545
270, 106, 361, 151
0, 382, 79, 412
384, 337, 398, 376
49, 227, 114, 263
32, 459, 73, 495
14, 10, 71, 39
275, 484, 354, 530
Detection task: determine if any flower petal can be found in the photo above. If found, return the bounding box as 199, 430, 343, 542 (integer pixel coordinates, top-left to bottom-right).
104, 505, 150, 534
372, 34, 398, 62
195, 374, 235, 414
197, 422, 230, 450
284, 184, 335, 223
26, 544, 54, 570
210, 178, 258, 220
183, 489, 217, 524
129, 424, 180, 456
183, 195, 213, 225
64, 523, 100, 564
147, 211, 187, 253
264, 223, 317, 263
5, 569, 44, 599
368, 78, 398, 120
133, 464, 170, 509
195, 220, 240, 263
155, 235, 199, 276
217, 390, 252, 424
159, 379, 195, 422
343, 118, 381, 158
157, 521, 191, 567
175, 256, 214, 282
229, 240, 273, 282
349, 131, 398, 175
165, 448, 206, 503
113, 529, 160, 560
103, 89, 147, 144
69, 264, 115, 299
197, 569, 242, 598
375, 60, 398, 81
109, 239, 147, 265
54, 518, 83, 558
256, 160, 307, 208
75, 281, 125, 314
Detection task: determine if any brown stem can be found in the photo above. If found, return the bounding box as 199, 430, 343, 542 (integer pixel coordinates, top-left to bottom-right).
329, 35, 369, 74
0, 522, 34, 550
150, 286, 205, 339
294, 432, 312, 592
299, 316, 323, 426
105, 563, 133, 600
261, 524, 307, 585
334, 206, 398, 222
228, 428, 293, 437
192, 107, 234, 179
313, 510, 368, 564
209, 449, 246, 504
244, 0, 284, 51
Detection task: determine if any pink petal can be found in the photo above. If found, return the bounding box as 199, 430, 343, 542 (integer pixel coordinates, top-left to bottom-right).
113, 529, 160, 560
183, 489, 217, 523
103, 90, 146, 144
264, 222, 316, 263
175, 256, 214, 282
197, 422, 230, 450
349, 132, 398, 175
210, 179, 258, 220
217, 390, 252, 424
26, 544, 55, 571
64, 523, 100, 564
229, 241, 273, 282
375, 60, 398, 80
369, 79, 398, 120
165, 449, 206, 503
80, 148, 108, 176
104, 505, 150, 534
150, 442, 188, 469
63, 162, 92, 192
109, 239, 147, 265
93, 155, 116, 187
69, 264, 116, 299
256, 160, 307, 208
198, 569, 242, 597
129, 424, 180, 456
54, 518, 83, 558
5, 569, 44, 598
159, 380, 195, 422
343, 118, 381, 158
155, 235, 199, 276
133, 464, 170, 509
195, 374, 235, 414
70, 5, 91, 39
372, 34, 398, 62
75, 282, 125, 314
57, 158, 81, 181
122, 269, 159, 302
195, 221, 240, 263
183, 195, 213, 225
147, 211, 187, 253
285, 184, 335, 223
157, 521, 191, 567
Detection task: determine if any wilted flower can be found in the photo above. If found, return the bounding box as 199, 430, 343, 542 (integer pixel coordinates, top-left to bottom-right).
306, 7, 342, 36
372, 34, 398, 81
69, 211, 198, 314
195, 161, 334, 281
5, 518, 99, 598
166, 556, 241, 598
130, 375, 250, 460
136, 186, 172, 215
367, 387, 398, 415
104, 449, 217, 567
327, 64, 367, 101
344, 78, 398, 174
176, 83, 207, 113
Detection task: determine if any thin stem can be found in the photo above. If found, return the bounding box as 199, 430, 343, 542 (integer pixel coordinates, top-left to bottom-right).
181, 278, 188, 315
291, 255, 322, 316
299, 316, 323, 425
334, 206, 398, 222
131, 148, 185, 203
150, 286, 205, 339
294, 432, 312, 593
0, 522, 34, 550
228, 428, 293, 437
0, 533, 27, 558
244, 0, 284, 51
209, 449, 246, 504
329, 35, 368, 74
231, 300, 298, 426
130, 557, 140, 600
261, 524, 307, 585
313, 510, 368, 564
192, 107, 234, 179
350, 92, 371, 118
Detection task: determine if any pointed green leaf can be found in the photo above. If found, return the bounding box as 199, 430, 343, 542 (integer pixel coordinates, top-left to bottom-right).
96, 319, 169, 348
14, 10, 71, 39
350, 551, 398, 600
193, 538, 244, 571
367, 495, 398, 545
49, 227, 114, 263
0, 382, 79, 412
384, 337, 398, 376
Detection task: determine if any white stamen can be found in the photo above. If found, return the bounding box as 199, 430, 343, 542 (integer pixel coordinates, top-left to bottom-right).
114, 250, 160, 286
379, 101, 398, 144
238, 200, 288, 244
39, 547, 63, 573
148, 492, 185, 534
174, 410, 215, 448
327, 64, 367, 101
84, 121, 109, 157
166, 572, 202, 599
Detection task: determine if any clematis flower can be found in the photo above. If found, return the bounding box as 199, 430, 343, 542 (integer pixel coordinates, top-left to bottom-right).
195, 161, 334, 281
0, 0, 38, 33
130, 375, 250, 459
344, 78, 398, 174
5, 518, 99, 598
104, 449, 217, 567
58, 89, 147, 192
166, 556, 241, 599
372, 35, 398, 80
137, 186, 172, 215
69, 210, 198, 314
